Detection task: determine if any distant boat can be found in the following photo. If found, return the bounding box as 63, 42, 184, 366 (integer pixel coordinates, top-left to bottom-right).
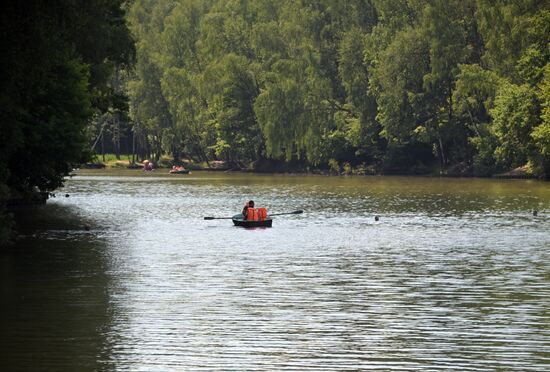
169, 168, 190, 174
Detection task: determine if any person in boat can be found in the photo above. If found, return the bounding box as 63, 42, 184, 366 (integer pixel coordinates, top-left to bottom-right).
242, 200, 254, 219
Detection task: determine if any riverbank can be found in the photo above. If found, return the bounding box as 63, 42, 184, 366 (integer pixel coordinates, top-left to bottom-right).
78, 160, 548, 180
85, 151, 535, 179
492, 165, 540, 179
82, 152, 548, 179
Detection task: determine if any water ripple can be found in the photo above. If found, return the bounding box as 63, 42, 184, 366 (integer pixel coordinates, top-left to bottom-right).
3, 173, 550, 370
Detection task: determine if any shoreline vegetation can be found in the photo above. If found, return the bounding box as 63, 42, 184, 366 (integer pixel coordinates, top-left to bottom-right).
82, 153, 542, 179
84, 1, 549, 183
115, 1, 550, 182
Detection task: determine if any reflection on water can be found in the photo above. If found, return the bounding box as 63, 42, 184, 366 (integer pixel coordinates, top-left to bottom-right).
2, 170, 549, 370
1, 204, 115, 371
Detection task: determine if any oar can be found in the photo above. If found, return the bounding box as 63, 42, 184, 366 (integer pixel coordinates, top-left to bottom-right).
204, 210, 303, 220
268, 210, 303, 217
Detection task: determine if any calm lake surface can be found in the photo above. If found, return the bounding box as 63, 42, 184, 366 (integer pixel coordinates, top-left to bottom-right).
2, 170, 550, 371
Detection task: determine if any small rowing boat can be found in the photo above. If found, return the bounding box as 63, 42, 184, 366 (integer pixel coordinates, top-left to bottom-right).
203, 210, 302, 227
232, 214, 273, 227
169, 168, 190, 174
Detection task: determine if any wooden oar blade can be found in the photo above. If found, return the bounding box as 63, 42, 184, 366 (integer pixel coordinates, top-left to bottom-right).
205, 210, 302, 219
268, 210, 304, 217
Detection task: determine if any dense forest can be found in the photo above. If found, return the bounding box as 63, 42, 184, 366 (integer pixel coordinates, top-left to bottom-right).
1, 0, 549, 244
0, 0, 134, 243
124, 0, 550, 177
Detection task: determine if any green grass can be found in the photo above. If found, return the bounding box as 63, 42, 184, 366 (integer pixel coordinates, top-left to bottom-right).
90, 153, 133, 167
91, 153, 132, 162
90, 153, 178, 168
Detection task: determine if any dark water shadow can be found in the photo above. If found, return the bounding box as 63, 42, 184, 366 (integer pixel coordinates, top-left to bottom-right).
1, 203, 116, 371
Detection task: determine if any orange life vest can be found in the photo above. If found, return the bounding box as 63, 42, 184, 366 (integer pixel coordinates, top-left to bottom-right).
246, 207, 259, 221
257, 207, 267, 221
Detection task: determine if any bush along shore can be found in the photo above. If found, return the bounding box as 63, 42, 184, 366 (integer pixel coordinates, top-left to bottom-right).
80, 154, 547, 179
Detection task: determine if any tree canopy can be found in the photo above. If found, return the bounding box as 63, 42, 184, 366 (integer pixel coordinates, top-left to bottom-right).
0, 0, 134, 243
125, 0, 550, 176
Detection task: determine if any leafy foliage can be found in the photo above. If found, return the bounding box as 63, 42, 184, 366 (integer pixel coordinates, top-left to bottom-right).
124, 0, 549, 176
1, 0, 134, 244
491, 81, 540, 169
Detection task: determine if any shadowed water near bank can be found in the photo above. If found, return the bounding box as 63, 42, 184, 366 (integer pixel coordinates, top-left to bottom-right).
2, 170, 549, 370
1, 204, 117, 371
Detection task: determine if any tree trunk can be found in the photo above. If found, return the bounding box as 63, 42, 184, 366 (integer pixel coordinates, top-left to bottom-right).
439, 137, 446, 169
172, 146, 180, 165
114, 117, 121, 160
131, 129, 136, 164
101, 130, 105, 162
154, 136, 162, 164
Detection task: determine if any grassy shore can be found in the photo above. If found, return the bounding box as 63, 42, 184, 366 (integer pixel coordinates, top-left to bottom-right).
85, 154, 546, 179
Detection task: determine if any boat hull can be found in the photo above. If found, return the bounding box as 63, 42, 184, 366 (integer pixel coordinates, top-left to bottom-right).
232, 214, 273, 227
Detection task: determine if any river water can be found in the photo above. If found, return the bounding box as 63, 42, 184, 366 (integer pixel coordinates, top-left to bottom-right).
2, 170, 549, 371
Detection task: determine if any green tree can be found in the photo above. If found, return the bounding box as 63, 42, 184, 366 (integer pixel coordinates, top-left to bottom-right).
127, 0, 177, 162
531, 63, 550, 175
1, 0, 134, 244
338, 28, 382, 164
516, 9, 550, 87
476, 0, 547, 81
202, 54, 261, 164
254, 59, 332, 163
452, 64, 500, 175
1, 0, 134, 195
371, 27, 430, 145
422, 0, 480, 166
491, 81, 540, 169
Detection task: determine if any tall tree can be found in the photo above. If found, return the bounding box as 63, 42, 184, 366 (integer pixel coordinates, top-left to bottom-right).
1, 0, 134, 244
491, 81, 540, 169
452, 64, 500, 175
